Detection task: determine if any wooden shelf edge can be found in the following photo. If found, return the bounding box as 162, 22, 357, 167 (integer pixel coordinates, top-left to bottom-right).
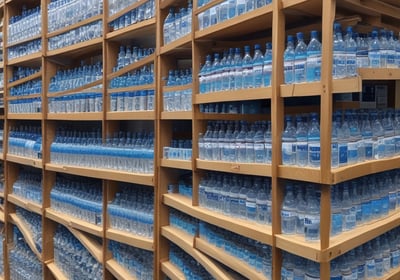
6, 34, 41, 48
107, 84, 154, 93
8, 71, 42, 88
161, 158, 192, 170
69, 227, 103, 264
47, 262, 69, 280
163, 193, 273, 245
160, 34, 192, 55
194, 87, 272, 104
107, 54, 155, 80
359, 68, 400, 80
195, 237, 268, 280
161, 261, 185, 280
7, 194, 42, 215
6, 154, 43, 169
161, 111, 193, 120
106, 259, 136, 280
46, 208, 103, 237
278, 165, 323, 183
9, 213, 42, 261
47, 79, 102, 98
196, 159, 272, 176
47, 112, 103, 121
106, 18, 156, 40
46, 38, 103, 57
106, 228, 154, 251
106, 111, 156, 120
7, 52, 42, 66
7, 113, 42, 120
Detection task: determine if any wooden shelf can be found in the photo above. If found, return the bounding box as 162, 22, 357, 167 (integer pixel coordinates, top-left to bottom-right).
161, 111, 192, 120
195, 237, 268, 280
45, 163, 154, 186
197, 112, 268, 121
162, 226, 233, 280
47, 80, 102, 98
107, 84, 154, 93
7, 194, 42, 215
276, 211, 400, 262
46, 37, 103, 59
46, 208, 103, 237
385, 268, 400, 280
106, 111, 156, 120
195, 4, 273, 40
7, 93, 41, 101
106, 228, 154, 251
106, 259, 135, 280
359, 68, 400, 80
69, 227, 103, 264
196, 159, 272, 177
161, 158, 192, 170
9, 213, 42, 261
163, 84, 192, 93
47, 112, 103, 121
160, 34, 192, 56
6, 34, 41, 48
8, 71, 42, 88
106, 18, 156, 42
7, 52, 42, 67
0, 209, 4, 222
47, 15, 102, 38
194, 87, 272, 104
161, 261, 185, 280
107, 54, 156, 80
47, 262, 69, 280
6, 154, 43, 169
163, 193, 272, 245
7, 113, 42, 120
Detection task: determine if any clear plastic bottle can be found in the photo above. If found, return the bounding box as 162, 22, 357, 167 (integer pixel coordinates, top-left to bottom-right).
295, 115, 308, 166
308, 113, 320, 168
284, 35, 295, 84
306, 30, 322, 82
345, 26, 358, 77
371, 111, 385, 159
387, 31, 397, 68
282, 115, 297, 165
242, 45, 253, 88
294, 32, 307, 83
263, 42, 273, 87
379, 29, 389, 68
304, 186, 320, 241
233, 48, 243, 90
252, 44, 264, 88
331, 187, 343, 236
333, 23, 346, 79
369, 30, 381, 68
281, 184, 297, 234
163, 8, 175, 45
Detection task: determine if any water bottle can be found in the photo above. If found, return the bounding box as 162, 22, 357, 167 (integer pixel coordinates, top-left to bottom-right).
254, 122, 265, 163
233, 48, 243, 90
264, 120, 272, 164
295, 115, 308, 166
396, 32, 400, 68
263, 42, 273, 86
237, 0, 246, 16
356, 34, 369, 68
338, 113, 349, 166
360, 112, 374, 161
371, 111, 385, 159
347, 111, 360, 164
345, 26, 358, 77
235, 121, 247, 162
281, 183, 297, 234
387, 31, 397, 68
341, 183, 356, 231
256, 186, 269, 224
252, 44, 264, 88
331, 114, 339, 168
379, 29, 389, 68
293, 32, 307, 83
304, 186, 320, 241
369, 30, 381, 68
242, 45, 253, 88
199, 55, 212, 94
246, 187, 257, 220
331, 187, 343, 236
308, 113, 320, 168
295, 186, 306, 235
284, 35, 295, 84
282, 115, 296, 165
333, 23, 346, 79
163, 8, 175, 45
306, 30, 322, 82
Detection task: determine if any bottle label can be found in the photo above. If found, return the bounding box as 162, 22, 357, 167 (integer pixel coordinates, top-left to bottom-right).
308, 143, 320, 165
281, 209, 294, 217
339, 143, 348, 165
391, 250, 400, 267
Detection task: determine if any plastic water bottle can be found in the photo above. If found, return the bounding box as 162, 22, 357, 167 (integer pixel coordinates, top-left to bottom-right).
331, 114, 339, 168
396, 32, 400, 68
263, 42, 272, 87
294, 32, 307, 83
347, 111, 361, 164
199, 55, 212, 94
233, 48, 243, 90
228, 0, 237, 19
387, 31, 397, 68
306, 30, 322, 82
295, 186, 306, 235
264, 121, 272, 164
246, 188, 257, 220
379, 29, 389, 68
338, 113, 349, 166
356, 34, 369, 68
281, 184, 297, 234
331, 187, 343, 236
345, 26, 358, 77
341, 184, 356, 231
284, 35, 295, 84
253, 44, 264, 88
211, 53, 222, 92
333, 23, 346, 79
369, 30, 381, 68
242, 46, 253, 88
256, 186, 269, 224
236, 122, 247, 162
304, 186, 320, 241
295, 115, 308, 166
371, 111, 385, 159
237, 0, 246, 16
282, 115, 296, 165
163, 8, 175, 45
254, 123, 266, 163
308, 113, 320, 168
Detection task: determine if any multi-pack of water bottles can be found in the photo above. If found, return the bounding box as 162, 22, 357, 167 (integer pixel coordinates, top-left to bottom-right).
113, 45, 155, 72
109, 0, 155, 31
11, 167, 43, 204
169, 208, 199, 236
8, 124, 42, 159
48, 92, 102, 114
163, 139, 192, 161
168, 173, 193, 198
163, 68, 192, 112
163, 1, 193, 45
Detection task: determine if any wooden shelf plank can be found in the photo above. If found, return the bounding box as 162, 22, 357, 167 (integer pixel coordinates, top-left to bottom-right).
359, 68, 400, 80
46, 208, 103, 237
6, 34, 41, 48
161, 158, 192, 170
278, 165, 323, 183
47, 112, 103, 121
46, 38, 103, 58
161, 111, 193, 120
7, 94, 41, 101
47, 262, 69, 280
7, 113, 43, 120
162, 226, 233, 280
7, 52, 42, 67
161, 261, 185, 280
163, 193, 272, 245
9, 213, 42, 261
107, 54, 155, 80
45, 163, 154, 186
106, 259, 136, 280
106, 18, 156, 41
106, 111, 156, 120
47, 80, 102, 98
386, 267, 400, 280
106, 228, 154, 251
163, 84, 192, 93
160, 34, 192, 55
107, 84, 154, 93
195, 237, 268, 280
7, 194, 42, 215
8, 71, 42, 88
196, 159, 272, 177
69, 227, 103, 264
197, 113, 268, 121
47, 15, 102, 38
194, 87, 272, 104
6, 154, 43, 169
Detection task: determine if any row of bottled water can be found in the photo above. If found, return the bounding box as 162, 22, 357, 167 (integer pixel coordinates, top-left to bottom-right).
48, 0, 103, 33
8, 6, 41, 45
199, 44, 272, 94
48, 20, 103, 51
51, 174, 103, 225
10, 67, 40, 82
9, 79, 42, 97
170, 208, 199, 236
110, 90, 155, 112
8, 98, 42, 114
12, 168, 43, 205
49, 62, 102, 93
54, 225, 103, 280
8, 39, 42, 61
108, 0, 140, 16
9, 229, 42, 280
15, 207, 42, 253
197, 0, 272, 31
168, 174, 193, 198
110, 66, 154, 89
200, 100, 265, 115
50, 128, 154, 174
199, 221, 272, 277
165, 69, 193, 86
48, 92, 103, 113
115, 45, 155, 72
108, 183, 154, 238
163, 88, 192, 112
199, 172, 272, 225
163, 139, 192, 161
199, 120, 272, 164
109, 0, 155, 31
8, 125, 42, 159
163, 1, 193, 45
109, 241, 154, 279
169, 243, 214, 279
